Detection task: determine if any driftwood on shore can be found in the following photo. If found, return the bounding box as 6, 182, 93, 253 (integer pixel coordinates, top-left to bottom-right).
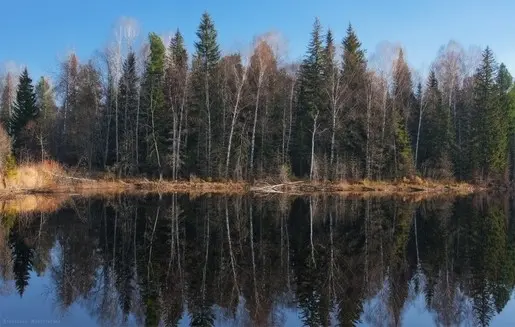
250, 181, 304, 193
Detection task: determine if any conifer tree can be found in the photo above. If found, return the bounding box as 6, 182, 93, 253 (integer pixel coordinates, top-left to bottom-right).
471, 47, 506, 180
391, 49, 415, 177
190, 12, 221, 177
323, 29, 340, 176
341, 24, 367, 178
164, 29, 189, 180
10, 68, 38, 154
293, 18, 325, 178
118, 51, 139, 175
495, 63, 513, 181
140, 33, 166, 178
419, 70, 453, 177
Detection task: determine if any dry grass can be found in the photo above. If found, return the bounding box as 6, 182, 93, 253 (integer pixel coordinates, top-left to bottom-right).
250, 176, 482, 200
0, 160, 65, 191
0, 163, 482, 200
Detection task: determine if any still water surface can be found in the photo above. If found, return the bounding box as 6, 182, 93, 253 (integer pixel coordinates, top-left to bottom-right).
0, 194, 515, 326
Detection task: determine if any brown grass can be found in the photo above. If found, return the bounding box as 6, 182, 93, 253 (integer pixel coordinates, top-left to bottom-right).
250, 176, 482, 200
0, 162, 482, 199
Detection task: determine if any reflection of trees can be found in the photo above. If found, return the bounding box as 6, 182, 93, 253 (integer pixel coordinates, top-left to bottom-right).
0, 213, 14, 293
2, 194, 515, 326
9, 227, 34, 296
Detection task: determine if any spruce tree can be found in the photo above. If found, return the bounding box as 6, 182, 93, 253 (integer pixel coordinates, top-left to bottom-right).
495, 63, 513, 180
190, 12, 221, 177
419, 70, 453, 177
391, 49, 415, 177
292, 18, 325, 177
340, 24, 367, 178
118, 51, 139, 175
165, 30, 188, 180
472, 47, 507, 180
10, 68, 38, 153
140, 33, 166, 178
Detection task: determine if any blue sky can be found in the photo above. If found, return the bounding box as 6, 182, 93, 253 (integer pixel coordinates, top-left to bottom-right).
1, 0, 515, 81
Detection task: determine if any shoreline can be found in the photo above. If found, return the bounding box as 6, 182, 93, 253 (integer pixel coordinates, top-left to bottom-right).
0, 177, 486, 198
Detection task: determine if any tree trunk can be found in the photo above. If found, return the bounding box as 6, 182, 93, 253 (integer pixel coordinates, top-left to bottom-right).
250, 76, 262, 177
225, 67, 247, 178
115, 91, 119, 165
149, 85, 162, 180
310, 111, 318, 181
415, 102, 423, 168
171, 111, 177, 180
366, 90, 372, 179
135, 89, 141, 170
205, 73, 212, 176
286, 79, 295, 159
175, 77, 188, 181
225, 200, 239, 294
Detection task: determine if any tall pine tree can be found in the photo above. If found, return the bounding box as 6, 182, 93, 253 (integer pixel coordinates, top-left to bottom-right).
293, 18, 325, 177
117, 51, 139, 176
471, 47, 508, 181
494, 63, 513, 181
10, 68, 38, 156
340, 24, 367, 179
140, 33, 166, 178
164, 30, 189, 180
418, 70, 453, 178
391, 49, 415, 178
189, 12, 221, 177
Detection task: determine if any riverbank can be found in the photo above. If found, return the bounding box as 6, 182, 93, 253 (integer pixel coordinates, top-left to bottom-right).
0, 161, 486, 198
0, 168, 483, 198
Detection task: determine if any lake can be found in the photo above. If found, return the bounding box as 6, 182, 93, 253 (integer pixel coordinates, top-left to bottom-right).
0, 193, 514, 327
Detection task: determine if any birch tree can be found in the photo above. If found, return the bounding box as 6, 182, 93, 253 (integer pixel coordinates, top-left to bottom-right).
223, 53, 249, 178
0, 72, 17, 133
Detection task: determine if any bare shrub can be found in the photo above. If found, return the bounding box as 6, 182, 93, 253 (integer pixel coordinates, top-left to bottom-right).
0, 125, 11, 172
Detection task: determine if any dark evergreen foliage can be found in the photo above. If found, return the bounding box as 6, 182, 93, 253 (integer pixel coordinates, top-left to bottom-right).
10, 68, 38, 152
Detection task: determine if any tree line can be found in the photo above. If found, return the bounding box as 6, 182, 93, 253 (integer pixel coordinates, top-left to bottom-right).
1, 13, 515, 182
1, 194, 514, 326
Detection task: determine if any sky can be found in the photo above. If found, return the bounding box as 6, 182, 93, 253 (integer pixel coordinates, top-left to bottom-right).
1, 0, 515, 82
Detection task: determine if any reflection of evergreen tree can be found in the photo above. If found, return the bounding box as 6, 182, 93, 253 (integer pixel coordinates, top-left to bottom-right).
386, 202, 413, 327
289, 198, 331, 326
9, 229, 34, 296
333, 199, 366, 327
465, 199, 511, 326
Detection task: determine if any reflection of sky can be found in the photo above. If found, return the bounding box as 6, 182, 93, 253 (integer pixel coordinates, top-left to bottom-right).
0, 271, 98, 327
1, 245, 514, 327
1, 270, 515, 327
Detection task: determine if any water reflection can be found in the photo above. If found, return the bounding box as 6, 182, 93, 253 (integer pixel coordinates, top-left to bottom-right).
0, 194, 514, 326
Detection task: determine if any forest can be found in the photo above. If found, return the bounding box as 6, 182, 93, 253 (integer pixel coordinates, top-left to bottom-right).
1, 12, 515, 183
